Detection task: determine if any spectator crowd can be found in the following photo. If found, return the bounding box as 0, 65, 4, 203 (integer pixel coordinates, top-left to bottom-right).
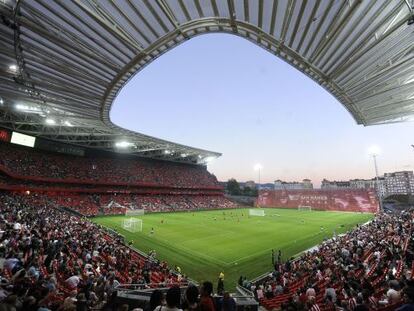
0, 143, 220, 189
0, 192, 237, 217
0, 193, 188, 310
0, 192, 413, 311
0, 142, 236, 217
2, 143, 413, 310
53, 193, 236, 217
248, 211, 414, 310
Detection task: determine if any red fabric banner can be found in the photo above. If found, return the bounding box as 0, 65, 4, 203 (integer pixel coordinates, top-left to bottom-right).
257, 189, 379, 213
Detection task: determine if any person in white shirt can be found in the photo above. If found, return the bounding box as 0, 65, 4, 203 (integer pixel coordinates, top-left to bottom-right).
66, 274, 81, 289
13, 223, 21, 231
154, 286, 182, 311
387, 285, 401, 304
256, 286, 264, 299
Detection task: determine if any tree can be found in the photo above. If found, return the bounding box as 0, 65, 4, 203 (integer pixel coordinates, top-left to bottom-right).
227, 178, 241, 195
242, 186, 259, 197
242, 186, 251, 196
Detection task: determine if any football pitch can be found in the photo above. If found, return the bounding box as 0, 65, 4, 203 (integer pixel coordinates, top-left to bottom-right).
93, 208, 373, 290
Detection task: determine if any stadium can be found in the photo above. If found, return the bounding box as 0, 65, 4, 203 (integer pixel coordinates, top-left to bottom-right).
0, 1, 413, 311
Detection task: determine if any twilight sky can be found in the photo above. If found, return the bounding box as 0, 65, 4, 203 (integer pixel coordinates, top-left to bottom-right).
111, 34, 414, 187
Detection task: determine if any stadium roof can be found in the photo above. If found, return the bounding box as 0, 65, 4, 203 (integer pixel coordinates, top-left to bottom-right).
0, 0, 413, 163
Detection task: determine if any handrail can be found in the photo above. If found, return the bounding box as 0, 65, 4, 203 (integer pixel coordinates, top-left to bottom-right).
116, 283, 190, 291
247, 218, 375, 289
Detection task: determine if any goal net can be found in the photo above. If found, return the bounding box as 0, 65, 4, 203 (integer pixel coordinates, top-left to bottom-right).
125, 209, 145, 216
249, 209, 265, 216
122, 218, 142, 232
298, 205, 312, 211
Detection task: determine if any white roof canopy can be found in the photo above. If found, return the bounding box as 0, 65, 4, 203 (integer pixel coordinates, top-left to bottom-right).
0, 0, 413, 163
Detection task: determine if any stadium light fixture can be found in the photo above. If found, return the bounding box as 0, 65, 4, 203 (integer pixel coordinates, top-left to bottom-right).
0, 98, 3, 105
181, 153, 188, 157
115, 141, 134, 148
63, 120, 73, 127
15, 103, 42, 114
368, 145, 383, 212
15, 104, 26, 110
204, 156, 216, 163
164, 150, 171, 154
9, 64, 18, 72
254, 163, 263, 171
45, 118, 56, 125
367, 145, 381, 156
254, 163, 263, 191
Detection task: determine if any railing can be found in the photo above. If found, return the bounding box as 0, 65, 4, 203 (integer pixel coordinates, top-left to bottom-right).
246, 218, 375, 291
116, 283, 190, 292
236, 285, 255, 297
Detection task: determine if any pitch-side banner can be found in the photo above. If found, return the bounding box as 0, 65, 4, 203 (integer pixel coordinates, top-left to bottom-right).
257, 189, 379, 213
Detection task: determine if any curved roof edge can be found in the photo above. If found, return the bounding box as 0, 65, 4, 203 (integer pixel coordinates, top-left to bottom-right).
0, 0, 413, 164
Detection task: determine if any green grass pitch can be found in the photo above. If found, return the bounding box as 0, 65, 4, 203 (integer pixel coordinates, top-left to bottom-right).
93, 208, 373, 290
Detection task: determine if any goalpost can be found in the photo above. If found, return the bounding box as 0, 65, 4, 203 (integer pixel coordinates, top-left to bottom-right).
249, 209, 265, 216
125, 209, 145, 216
122, 218, 142, 232
298, 205, 312, 211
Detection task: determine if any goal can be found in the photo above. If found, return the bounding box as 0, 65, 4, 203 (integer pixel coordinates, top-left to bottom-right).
122, 218, 142, 232
125, 209, 145, 216
249, 209, 265, 216
298, 205, 312, 211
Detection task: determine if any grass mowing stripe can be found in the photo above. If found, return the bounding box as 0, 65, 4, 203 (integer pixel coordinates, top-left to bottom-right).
93, 208, 372, 290
151, 235, 229, 266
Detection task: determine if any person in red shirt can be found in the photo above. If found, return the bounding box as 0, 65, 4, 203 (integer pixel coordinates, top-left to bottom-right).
200, 281, 215, 311
298, 289, 307, 305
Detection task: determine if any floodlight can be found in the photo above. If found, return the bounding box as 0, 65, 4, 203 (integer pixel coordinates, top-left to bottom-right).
45, 118, 56, 125
181, 153, 187, 157
9, 64, 17, 71
368, 145, 381, 156
63, 120, 73, 127
15, 103, 42, 113
164, 150, 171, 154
115, 141, 133, 148
0, 98, 3, 105
254, 163, 263, 171
368, 145, 383, 212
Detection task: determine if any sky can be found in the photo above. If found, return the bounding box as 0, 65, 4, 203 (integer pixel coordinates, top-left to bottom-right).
111, 34, 414, 187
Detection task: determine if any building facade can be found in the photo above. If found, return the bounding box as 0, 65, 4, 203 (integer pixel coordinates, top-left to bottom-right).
244, 180, 256, 190
321, 179, 351, 189
320, 172, 414, 198
274, 179, 314, 190
302, 179, 313, 189
349, 178, 386, 197
384, 171, 414, 196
